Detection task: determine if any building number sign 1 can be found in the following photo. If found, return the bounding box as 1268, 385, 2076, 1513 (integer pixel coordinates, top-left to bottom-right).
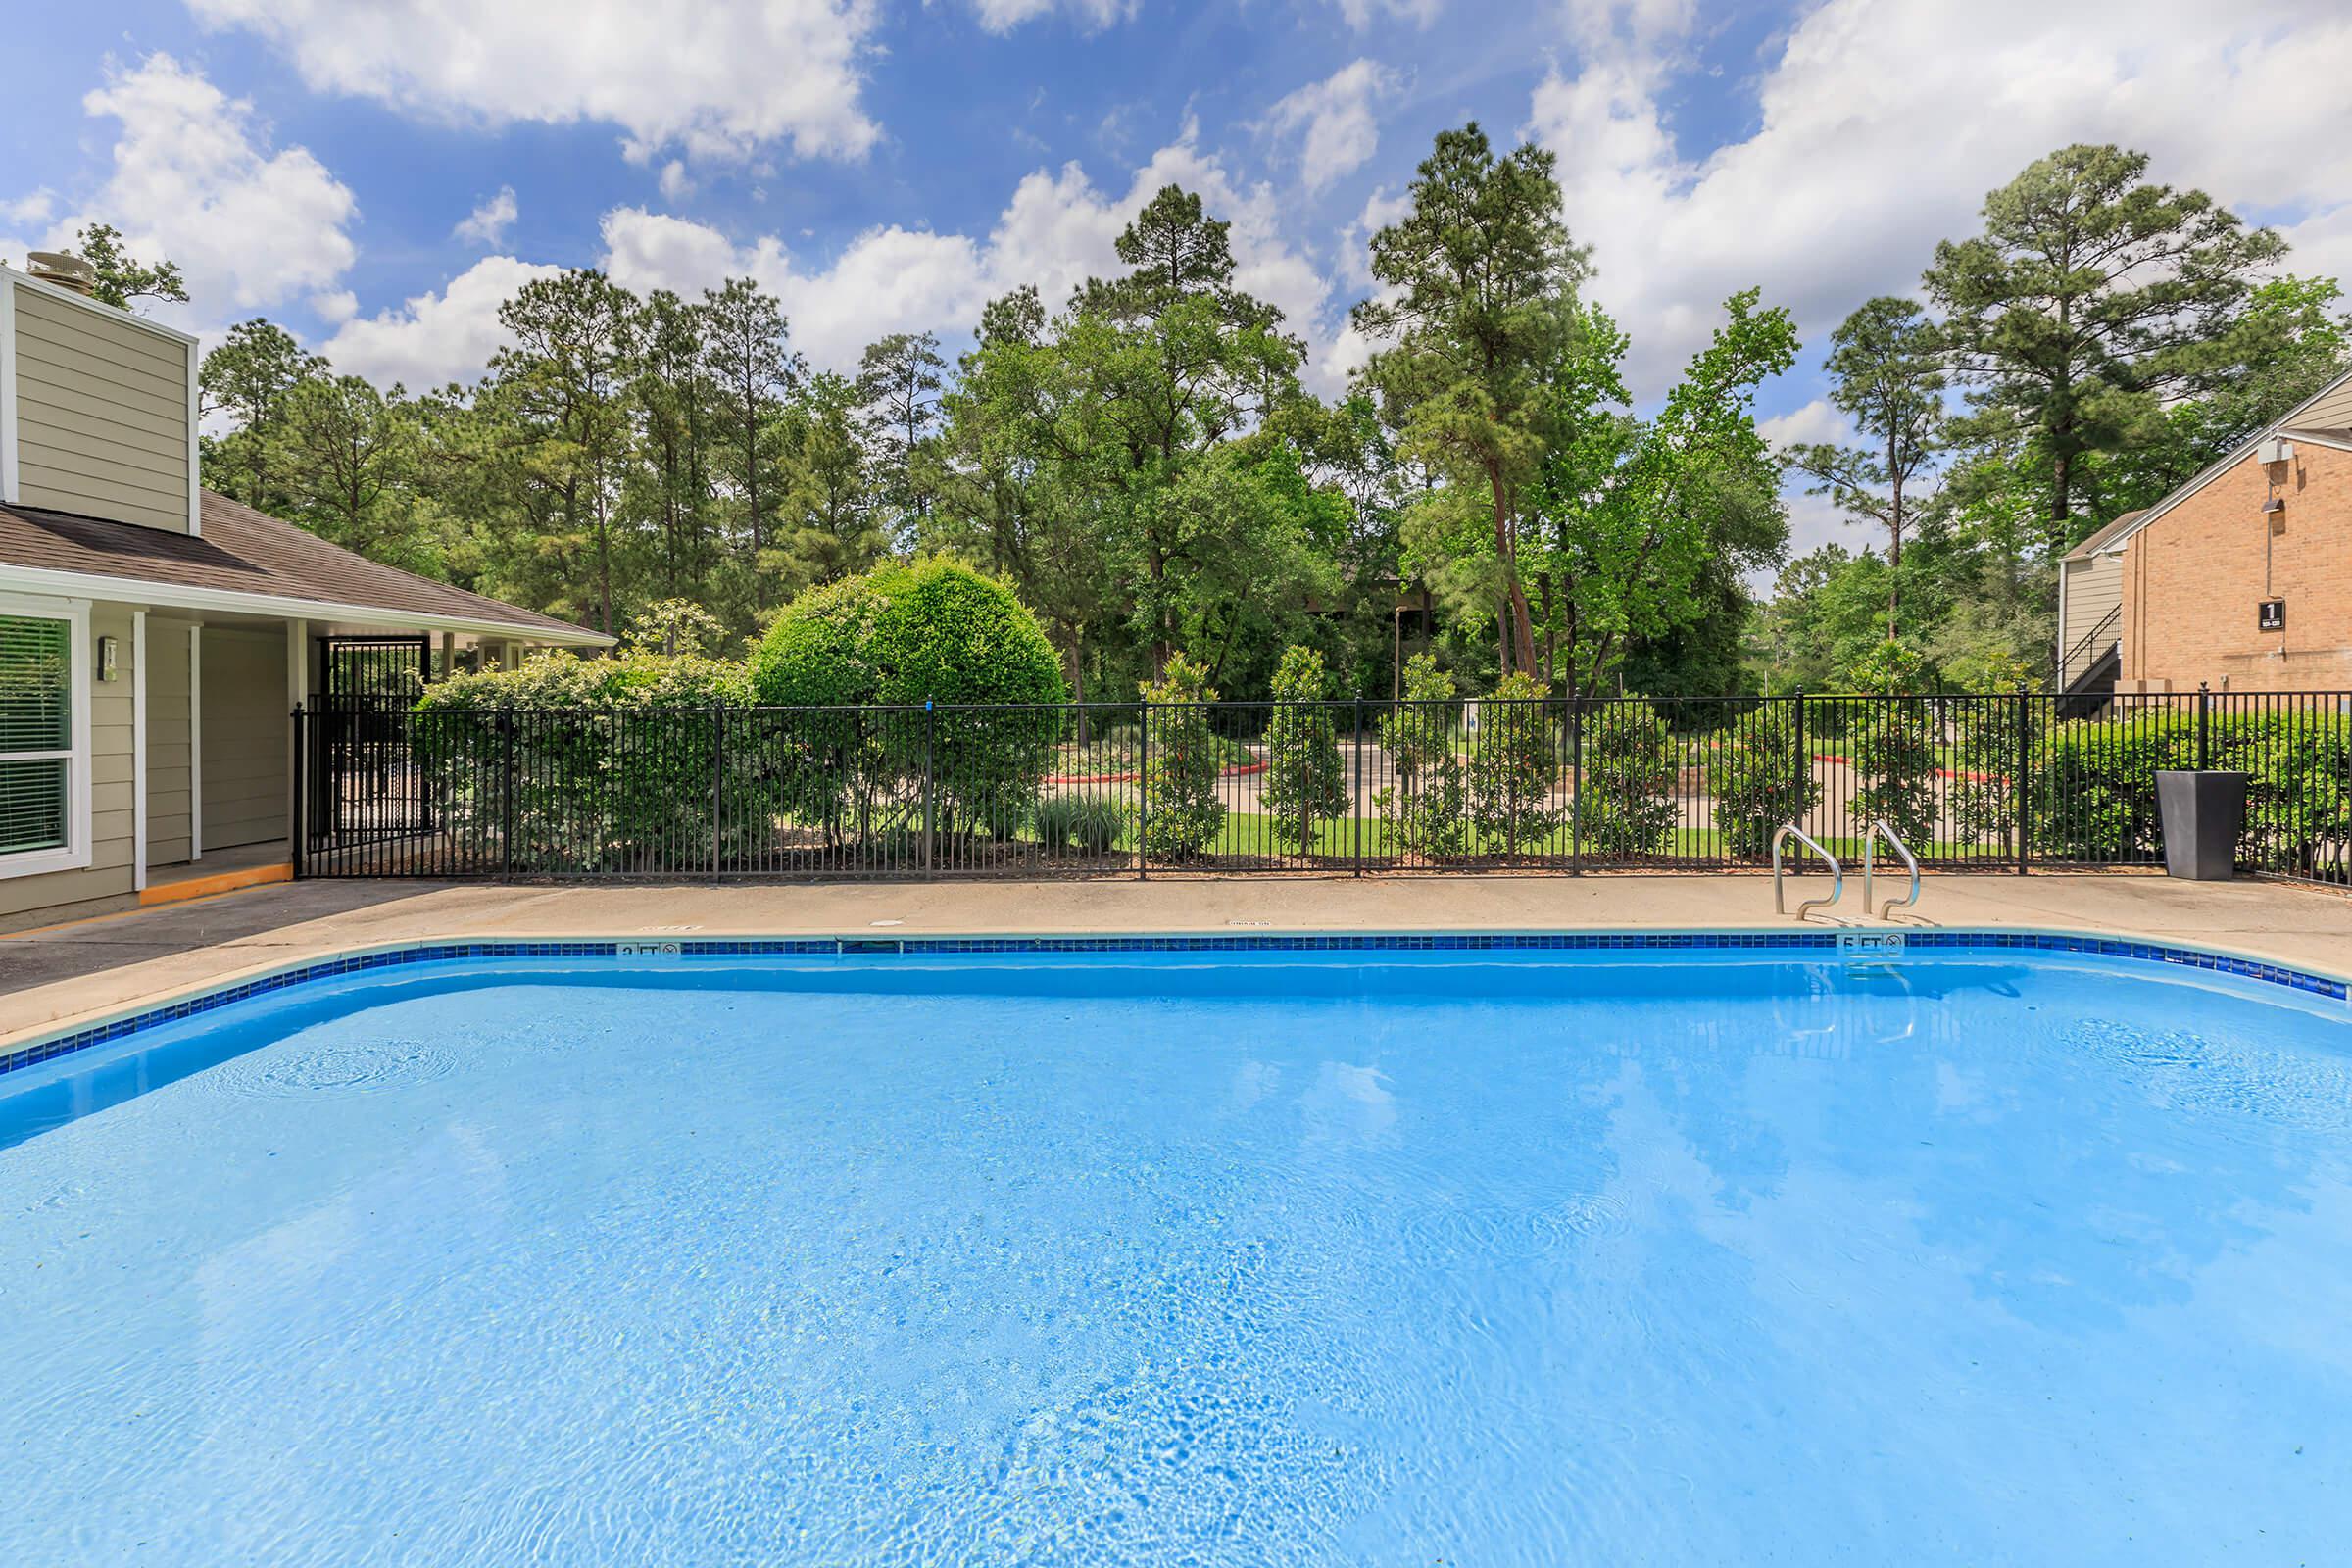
2259, 598, 2285, 631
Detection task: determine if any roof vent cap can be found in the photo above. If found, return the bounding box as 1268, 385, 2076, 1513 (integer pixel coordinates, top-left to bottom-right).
24, 251, 98, 296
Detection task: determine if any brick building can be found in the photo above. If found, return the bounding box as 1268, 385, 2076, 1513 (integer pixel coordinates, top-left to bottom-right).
2058, 369, 2352, 698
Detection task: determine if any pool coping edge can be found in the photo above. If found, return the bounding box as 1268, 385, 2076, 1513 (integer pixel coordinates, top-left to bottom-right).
4, 925, 2346, 1081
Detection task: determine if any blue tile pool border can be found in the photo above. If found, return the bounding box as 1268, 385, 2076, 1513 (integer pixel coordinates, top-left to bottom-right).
3, 927, 2344, 1081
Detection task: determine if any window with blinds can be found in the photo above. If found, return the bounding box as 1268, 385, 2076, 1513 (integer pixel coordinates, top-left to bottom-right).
1, 614, 74, 857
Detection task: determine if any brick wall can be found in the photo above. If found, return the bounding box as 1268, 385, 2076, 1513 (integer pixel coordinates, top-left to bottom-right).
2121, 439, 2352, 692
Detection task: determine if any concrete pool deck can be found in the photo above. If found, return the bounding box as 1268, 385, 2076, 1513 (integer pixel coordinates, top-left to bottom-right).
3, 871, 2348, 1050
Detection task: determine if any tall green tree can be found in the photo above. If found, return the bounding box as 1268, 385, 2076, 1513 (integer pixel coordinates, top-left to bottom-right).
700, 277, 801, 611
1785, 296, 1947, 640
1924, 143, 2285, 547
771, 370, 887, 596
935, 288, 1130, 702
199, 318, 327, 512
279, 375, 424, 568
1259, 644, 1347, 856
492, 269, 641, 634
1352, 123, 1590, 676
1074, 184, 1309, 673
855, 329, 947, 548
628, 289, 716, 606
1513, 291, 1797, 698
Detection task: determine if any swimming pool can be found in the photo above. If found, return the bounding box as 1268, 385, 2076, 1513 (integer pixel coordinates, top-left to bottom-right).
4, 935, 2349, 1563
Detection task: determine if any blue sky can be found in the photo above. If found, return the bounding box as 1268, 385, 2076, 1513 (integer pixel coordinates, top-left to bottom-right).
8, 0, 2348, 558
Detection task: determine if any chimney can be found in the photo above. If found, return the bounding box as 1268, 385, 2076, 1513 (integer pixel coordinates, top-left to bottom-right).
24, 250, 98, 297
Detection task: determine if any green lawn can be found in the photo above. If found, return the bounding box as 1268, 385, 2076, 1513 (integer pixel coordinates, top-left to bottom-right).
1018, 809, 1999, 864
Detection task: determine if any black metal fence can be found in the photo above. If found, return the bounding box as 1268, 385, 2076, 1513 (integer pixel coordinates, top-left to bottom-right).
293, 688, 2352, 888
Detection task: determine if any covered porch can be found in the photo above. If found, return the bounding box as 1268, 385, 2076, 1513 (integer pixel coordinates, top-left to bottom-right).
1, 492, 610, 932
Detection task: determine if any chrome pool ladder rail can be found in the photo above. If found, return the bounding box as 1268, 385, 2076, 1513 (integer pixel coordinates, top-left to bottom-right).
1772, 824, 1843, 921
1861, 821, 1920, 920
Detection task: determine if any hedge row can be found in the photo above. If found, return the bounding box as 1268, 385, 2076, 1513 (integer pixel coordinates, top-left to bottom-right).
2030, 710, 2352, 874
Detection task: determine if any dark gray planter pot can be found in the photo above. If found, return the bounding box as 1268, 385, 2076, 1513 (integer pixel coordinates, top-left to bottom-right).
2156, 770, 2248, 880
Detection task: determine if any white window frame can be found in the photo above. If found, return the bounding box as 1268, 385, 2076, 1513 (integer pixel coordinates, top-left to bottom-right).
0, 591, 93, 879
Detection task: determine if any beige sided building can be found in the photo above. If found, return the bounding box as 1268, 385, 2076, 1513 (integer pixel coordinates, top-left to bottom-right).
0, 257, 610, 928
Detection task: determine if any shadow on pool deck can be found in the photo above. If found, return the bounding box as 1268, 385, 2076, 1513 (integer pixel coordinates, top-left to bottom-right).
0, 881, 457, 997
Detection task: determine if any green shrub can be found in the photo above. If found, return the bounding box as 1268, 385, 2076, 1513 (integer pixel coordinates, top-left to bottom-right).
622, 597, 729, 657
414, 650, 767, 871
2030, 712, 2190, 861
2030, 709, 2352, 875
1032, 792, 1129, 856
1468, 673, 1562, 856
2240, 714, 2352, 880
1578, 698, 1677, 858
1139, 653, 1226, 861
1712, 703, 1816, 858
1377, 653, 1469, 861
1258, 645, 1348, 856
751, 559, 1067, 847
1847, 642, 1937, 848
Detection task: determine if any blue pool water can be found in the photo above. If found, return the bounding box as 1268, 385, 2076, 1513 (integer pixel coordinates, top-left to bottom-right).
4, 946, 2350, 1564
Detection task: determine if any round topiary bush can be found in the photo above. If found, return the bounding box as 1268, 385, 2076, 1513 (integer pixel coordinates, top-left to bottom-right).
752, 558, 1065, 709
751, 560, 1068, 847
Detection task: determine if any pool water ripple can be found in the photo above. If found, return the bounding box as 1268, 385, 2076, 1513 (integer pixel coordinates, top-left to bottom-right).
210, 1036, 460, 1098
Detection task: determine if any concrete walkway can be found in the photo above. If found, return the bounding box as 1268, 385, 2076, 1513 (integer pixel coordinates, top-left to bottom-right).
3, 870, 2346, 1049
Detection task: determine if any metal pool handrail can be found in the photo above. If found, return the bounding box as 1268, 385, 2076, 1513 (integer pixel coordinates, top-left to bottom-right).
1862, 821, 1921, 920
1772, 825, 1843, 921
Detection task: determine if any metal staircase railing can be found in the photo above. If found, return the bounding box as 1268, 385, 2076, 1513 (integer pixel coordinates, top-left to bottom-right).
2058, 604, 2121, 689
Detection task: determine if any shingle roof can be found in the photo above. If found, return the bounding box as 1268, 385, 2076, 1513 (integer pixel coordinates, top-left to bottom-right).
2062, 509, 2147, 562
0, 490, 608, 642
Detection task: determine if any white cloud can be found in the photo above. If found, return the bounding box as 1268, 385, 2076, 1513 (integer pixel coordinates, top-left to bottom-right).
1336, 184, 1412, 291
1331, 0, 1442, 27
26, 55, 359, 323
1263, 60, 1397, 194
319, 255, 562, 389
599, 125, 1341, 379
1762, 401, 1865, 561
1527, 0, 2352, 401
1782, 486, 1856, 564
185, 0, 882, 166
1757, 399, 1849, 452
1, 192, 54, 228
967, 0, 1136, 32
453, 186, 517, 247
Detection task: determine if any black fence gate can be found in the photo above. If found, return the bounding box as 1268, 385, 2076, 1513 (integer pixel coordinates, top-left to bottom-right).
310, 635, 434, 844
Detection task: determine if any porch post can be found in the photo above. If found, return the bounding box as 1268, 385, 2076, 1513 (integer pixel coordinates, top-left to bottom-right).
285, 618, 309, 849
188, 624, 203, 861
132, 609, 148, 893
